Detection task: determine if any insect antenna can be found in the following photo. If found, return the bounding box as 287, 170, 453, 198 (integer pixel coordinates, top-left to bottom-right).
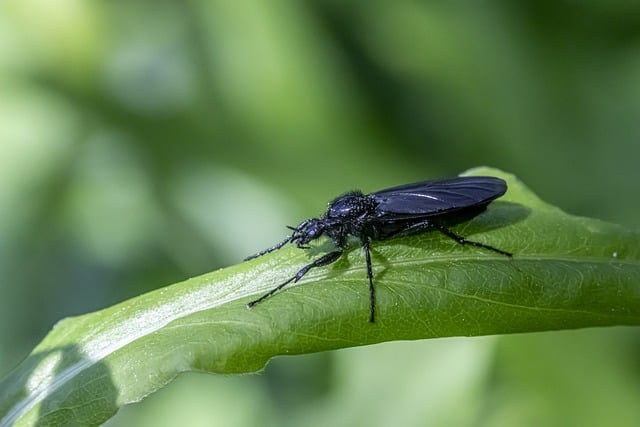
244, 235, 294, 261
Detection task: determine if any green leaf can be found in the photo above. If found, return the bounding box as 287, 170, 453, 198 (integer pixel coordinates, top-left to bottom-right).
1, 167, 639, 426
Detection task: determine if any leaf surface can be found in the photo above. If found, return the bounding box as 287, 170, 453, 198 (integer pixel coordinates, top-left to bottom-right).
1, 167, 639, 426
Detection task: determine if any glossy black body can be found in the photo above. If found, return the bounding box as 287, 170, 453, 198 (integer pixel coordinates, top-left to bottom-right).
245, 176, 511, 322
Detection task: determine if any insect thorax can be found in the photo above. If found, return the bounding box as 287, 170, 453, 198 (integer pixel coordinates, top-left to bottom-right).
326, 192, 376, 220
320, 192, 378, 246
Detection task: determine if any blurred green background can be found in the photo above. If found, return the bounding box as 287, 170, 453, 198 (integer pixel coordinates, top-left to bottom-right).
2, 1, 640, 426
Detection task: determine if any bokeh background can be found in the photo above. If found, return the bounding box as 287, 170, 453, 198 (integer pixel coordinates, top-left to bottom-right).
2, 1, 640, 426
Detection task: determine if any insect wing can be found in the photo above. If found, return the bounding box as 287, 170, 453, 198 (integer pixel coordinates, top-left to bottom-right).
371, 176, 507, 217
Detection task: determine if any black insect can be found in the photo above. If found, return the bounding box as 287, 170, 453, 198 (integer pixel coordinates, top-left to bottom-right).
245, 176, 512, 322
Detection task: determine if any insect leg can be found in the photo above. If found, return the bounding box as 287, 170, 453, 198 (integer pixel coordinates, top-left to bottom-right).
246, 250, 343, 309
361, 237, 376, 323
436, 225, 512, 257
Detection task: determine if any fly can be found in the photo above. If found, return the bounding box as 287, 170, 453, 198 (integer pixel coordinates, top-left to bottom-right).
245, 176, 512, 322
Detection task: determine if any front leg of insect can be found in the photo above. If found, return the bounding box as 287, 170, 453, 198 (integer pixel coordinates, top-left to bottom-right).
246, 249, 343, 308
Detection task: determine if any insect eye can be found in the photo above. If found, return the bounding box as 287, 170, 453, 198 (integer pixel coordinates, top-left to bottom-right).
300, 220, 323, 240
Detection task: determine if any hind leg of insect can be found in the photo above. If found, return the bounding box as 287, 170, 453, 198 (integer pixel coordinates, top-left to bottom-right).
247, 250, 343, 309
388, 220, 511, 257
436, 225, 512, 257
